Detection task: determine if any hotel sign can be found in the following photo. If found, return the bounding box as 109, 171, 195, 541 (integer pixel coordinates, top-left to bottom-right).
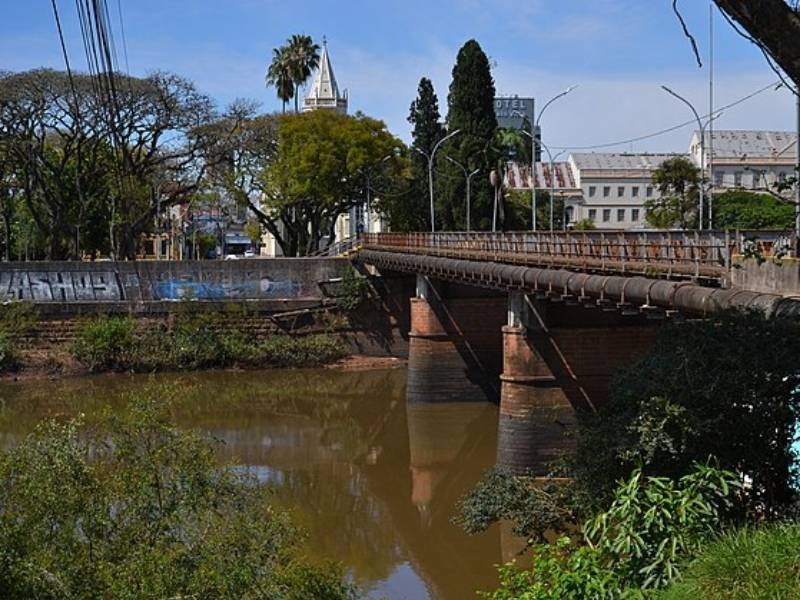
494, 96, 534, 129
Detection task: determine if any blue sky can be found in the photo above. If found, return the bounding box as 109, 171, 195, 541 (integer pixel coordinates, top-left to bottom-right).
1, 0, 796, 152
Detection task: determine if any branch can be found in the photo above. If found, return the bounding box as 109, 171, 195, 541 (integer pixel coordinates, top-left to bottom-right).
673, 0, 703, 68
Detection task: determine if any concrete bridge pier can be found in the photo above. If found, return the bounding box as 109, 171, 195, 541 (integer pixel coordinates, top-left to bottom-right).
406, 274, 504, 404
497, 291, 576, 475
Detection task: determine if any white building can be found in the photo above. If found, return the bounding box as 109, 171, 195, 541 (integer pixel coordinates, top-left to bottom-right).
689, 129, 798, 196
566, 153, 678, 229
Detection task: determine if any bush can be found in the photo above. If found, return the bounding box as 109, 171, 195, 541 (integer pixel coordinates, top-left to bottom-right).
337, 264, 370, 311
484, 464, 739, 599
70, 313, 347, 373
657, 523, 800, 600
71, 315, 137, 372
0, 332, 16, 372
574, 310, 800, 516
0, 394, 356, 599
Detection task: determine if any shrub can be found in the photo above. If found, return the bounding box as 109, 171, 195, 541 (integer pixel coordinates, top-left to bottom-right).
0, 394, 356, 599
484, 464, 739, 599
657, 523, 800, 600
337, 264, 370, 310
71, 315, 137, 372
0, 332, 16, 372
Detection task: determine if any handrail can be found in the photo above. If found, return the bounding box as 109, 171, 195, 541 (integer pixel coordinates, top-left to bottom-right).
360, 230, 796, 282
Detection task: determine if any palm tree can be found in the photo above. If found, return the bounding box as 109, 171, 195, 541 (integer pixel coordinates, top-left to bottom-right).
286, 34, 320, 113
266, 46, 294, 113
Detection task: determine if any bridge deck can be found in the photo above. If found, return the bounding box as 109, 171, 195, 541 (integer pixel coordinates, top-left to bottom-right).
363, 231, 793, 283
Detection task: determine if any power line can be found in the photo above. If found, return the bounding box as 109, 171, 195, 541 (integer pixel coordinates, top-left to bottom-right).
550, 80, 783, 151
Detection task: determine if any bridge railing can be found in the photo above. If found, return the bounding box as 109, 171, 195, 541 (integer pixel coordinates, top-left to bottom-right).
362, 230, 795, 280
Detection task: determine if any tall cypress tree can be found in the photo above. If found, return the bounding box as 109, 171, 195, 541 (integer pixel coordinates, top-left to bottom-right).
441, 40, 498, 231
402, 77, 445, 231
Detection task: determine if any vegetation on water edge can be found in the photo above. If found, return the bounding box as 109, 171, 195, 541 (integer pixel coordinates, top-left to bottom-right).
0, 392, 356, 599
0, 302, 39, 372
71, 311, 347, 373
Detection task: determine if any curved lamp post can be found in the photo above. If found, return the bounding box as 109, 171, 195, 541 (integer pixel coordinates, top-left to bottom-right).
413, 129, 461, 232
359, 150, 398, 235
513, 84, 577, 230
661, 85, 707, 230
445, 155, 480, 231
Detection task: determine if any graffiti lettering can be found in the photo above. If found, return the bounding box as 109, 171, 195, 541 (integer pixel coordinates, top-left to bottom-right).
0, 271, 123, 302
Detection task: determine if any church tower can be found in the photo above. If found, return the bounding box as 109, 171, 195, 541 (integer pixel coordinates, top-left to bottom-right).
303, 37, 348, 115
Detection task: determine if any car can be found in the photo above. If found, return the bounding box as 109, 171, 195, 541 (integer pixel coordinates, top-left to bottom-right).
244, 250, 256, 258
224, 254, 240, 260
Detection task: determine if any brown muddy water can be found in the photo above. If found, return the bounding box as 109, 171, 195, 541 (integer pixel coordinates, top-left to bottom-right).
0, 369, 507, 600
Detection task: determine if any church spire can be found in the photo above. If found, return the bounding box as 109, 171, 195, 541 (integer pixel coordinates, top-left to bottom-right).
303, 36, 348, 114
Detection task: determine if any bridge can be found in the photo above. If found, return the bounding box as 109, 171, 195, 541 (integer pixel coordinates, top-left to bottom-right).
357, 231, 800, 475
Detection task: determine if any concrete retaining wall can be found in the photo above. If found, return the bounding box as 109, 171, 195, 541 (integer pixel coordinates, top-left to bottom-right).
0, 258, 346, 304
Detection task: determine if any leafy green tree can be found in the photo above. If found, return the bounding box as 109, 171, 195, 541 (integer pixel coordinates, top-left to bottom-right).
712, 189, 795, 230
574, 310, 800, 516
0, 395, 355, 599
441, 39, 497, 231
266, 46, 295, 112
645, 157, 699, 229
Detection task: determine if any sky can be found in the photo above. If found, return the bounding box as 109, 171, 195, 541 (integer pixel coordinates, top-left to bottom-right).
1, 0, 797, 154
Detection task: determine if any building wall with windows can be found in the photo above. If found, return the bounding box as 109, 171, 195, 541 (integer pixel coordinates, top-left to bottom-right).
568, 153, 679, 230
689, 130, 797, 197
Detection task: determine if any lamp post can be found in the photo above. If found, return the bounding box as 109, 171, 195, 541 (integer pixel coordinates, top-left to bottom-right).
489, 168, 500, 232
413, 129, 461, 232
445, 155, 480, 231
661, 85, 707, 230
513, 85, 577, 230
359, 151, 397, 236
536, 139, 568, 231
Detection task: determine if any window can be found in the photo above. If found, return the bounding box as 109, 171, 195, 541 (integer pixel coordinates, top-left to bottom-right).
646, 186, 653, 198
588, 209, 597, 221
779, 172, 787, 183
603, 186, 610, 197
617, 186, 625, 197
617, 209, 625, 222
632, 186, 639, 198
588, 186, 596, 197
602, 209, 611, 222
734, 171, 743, 186
631, 208, 640, 222
714, 170, 723, 187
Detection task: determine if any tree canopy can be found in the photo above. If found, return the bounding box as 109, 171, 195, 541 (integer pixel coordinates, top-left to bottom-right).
645, 156, 700, 229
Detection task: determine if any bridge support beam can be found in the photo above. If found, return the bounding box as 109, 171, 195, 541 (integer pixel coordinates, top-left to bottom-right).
497, 291, 576, 475
406, 275, 503, 404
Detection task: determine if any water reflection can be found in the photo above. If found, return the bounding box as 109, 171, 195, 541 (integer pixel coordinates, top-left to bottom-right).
0, 369, 501, 600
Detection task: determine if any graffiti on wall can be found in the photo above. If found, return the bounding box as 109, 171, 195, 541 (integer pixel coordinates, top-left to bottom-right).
0, 271, 123, 302
150, 275, 304, 301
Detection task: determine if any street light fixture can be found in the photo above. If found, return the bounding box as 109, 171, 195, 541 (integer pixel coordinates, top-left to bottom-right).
661, 85, 708, 230
445, 155, 480, 231
413, 129, 461, 232
513, 84, 577, 230
359, 150, 398, 235
538, 138, 568, 231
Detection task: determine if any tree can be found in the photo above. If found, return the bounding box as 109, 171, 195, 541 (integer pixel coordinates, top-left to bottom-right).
441, 40, 498, 231
388, 77, 446, 232
645, 156, 699, 229
212, 109, 403, 256
712, 189, 795, 229
287, 34, 321, 113
574, 310, 800, 516
0, 395, 355, 599
712, 1, 800, 85
266, 46, 294, 113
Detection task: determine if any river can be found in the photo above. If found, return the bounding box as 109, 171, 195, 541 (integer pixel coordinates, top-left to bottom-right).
0, 368, 509, 600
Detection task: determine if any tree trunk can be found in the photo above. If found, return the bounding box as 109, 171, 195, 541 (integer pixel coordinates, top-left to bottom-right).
714, 1, 800, 85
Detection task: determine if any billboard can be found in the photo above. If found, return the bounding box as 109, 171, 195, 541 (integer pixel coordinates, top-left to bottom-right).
494, 96, 534, 129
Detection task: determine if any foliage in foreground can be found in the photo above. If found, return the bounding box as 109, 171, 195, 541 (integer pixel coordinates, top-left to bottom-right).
70, 312, 347, 372
0, 302, 39, 372
574, 310, 800, 516
0, 394, 356, 599
656, 522, 800, 600
483, 465, 739, 600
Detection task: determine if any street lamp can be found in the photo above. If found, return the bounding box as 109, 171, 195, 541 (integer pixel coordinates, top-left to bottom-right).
661, 85, 707, 230
413, 129, 461, 232
513, 84, 577, 230
359, 150, 397, 235
538, 139, 568, 231
445, 155, 480, 231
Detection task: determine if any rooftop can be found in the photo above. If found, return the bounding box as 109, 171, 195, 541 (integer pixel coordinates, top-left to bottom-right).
694, 130, 798, 158
570, 153, 680, 171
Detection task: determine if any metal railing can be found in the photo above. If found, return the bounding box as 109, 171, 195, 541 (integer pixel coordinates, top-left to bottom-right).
361, 230, 795, 280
